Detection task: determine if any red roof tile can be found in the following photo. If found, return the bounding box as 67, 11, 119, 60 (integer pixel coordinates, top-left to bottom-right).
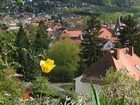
99, 27, 117, 42
81, 46, 140, 82
63, 30, 82, 37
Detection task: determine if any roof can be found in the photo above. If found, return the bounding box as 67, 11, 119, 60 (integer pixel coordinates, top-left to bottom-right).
81, 46, 140, 83
63, 30, 82, 37
59, 30, 82, 44
99, 27, 117, 42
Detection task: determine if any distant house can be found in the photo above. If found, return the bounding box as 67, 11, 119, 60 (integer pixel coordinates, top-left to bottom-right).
75, 46, 140, 94
99, 27, 117, 50
60, 30, 83, 44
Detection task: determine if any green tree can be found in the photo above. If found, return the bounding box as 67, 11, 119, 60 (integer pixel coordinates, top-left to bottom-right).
101, 67, 140, 105
48, 39, 80, 82
33, 20, 50, 54
112, 0, 132, 8
14, 25, 40, 81
117, 15, 140, 55
15, 24, 29, 49
79, 15, 105, 70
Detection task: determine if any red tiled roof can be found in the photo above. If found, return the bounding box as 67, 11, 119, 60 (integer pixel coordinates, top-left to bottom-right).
81, 46, 140, 82
99, 27, 117, 42
59, 30, 82, 45
64, 30, 82, 37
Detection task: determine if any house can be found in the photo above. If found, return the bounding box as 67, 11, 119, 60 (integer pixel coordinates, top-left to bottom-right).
75, 46, 140, 94
60, 30, 83, 44
99, 27, 117, 50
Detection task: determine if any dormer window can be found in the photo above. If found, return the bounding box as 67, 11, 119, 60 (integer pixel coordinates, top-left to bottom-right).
135, 65, 140, 70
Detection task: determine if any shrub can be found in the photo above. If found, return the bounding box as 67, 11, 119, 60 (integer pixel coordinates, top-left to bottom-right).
48, 39, 80, 82
91, 84, 125, 105
30, 76, 60, 98
0, 67, 24, 105
101, 67, 140, 105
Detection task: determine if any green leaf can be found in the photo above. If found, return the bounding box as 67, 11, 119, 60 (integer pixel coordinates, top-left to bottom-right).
91, 84, 100, 105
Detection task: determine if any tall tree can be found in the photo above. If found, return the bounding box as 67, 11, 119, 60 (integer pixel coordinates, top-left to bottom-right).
14, 25, 38, 81
15, 24, 29, 49
79, 15, 105, 70
33, 20, 50, 54
117, 15, 140, 55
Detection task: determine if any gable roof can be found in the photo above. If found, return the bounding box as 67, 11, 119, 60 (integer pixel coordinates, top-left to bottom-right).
81, 46, 140, 83
99, 27, 117, 42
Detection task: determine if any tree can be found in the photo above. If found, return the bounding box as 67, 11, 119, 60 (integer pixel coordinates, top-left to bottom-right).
47, 39, 80, 82
79, 15, 105, 70
117, 15, 140, 55
33, 20, 50, 54
15, 24, 29, 49
112, 0, 132, 8
101, 67, 140, 105
14, 25, 39, 81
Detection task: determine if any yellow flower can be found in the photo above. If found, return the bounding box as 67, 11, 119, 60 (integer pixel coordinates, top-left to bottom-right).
40, 58, 56, 73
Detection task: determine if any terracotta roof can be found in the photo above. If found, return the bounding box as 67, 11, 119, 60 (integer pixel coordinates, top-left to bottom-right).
99, 27, 117, 42
60, 30, 82, 44
81, 46, 140, 82
64, 30, 82, 37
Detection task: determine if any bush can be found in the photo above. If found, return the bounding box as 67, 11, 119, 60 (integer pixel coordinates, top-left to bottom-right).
91, 84, 125, 105
48, 39, 80, 82
101, 67, 140, 105
0, 67, 24, 105
30, 76, 60, 98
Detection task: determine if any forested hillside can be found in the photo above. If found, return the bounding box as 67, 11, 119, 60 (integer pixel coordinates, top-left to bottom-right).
51, 0, 140, 7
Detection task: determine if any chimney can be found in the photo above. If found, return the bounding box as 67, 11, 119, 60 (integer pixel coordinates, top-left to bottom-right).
128, 46, 134, 56
113, 49, 120, 60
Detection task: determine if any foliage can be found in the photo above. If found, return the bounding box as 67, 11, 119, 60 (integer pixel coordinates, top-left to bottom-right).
0, 23, 7, 30
0, 31, 19, 70
59, 91, 92, 105
32, 20, 50, 54
118, 15, 140, 45
79, 15, 106, 70
48, 39, 80, 82
0, 67, 24, 105
15, 25, 29, 49
0, 21, 50, 81
91, 84, 125, 105
117, 15, 140, 56
30, 76, 60, 99
24, 92, 92, 105
101, 67, 140, 105
25, 96, 60, 105
13, 25, 38, 81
